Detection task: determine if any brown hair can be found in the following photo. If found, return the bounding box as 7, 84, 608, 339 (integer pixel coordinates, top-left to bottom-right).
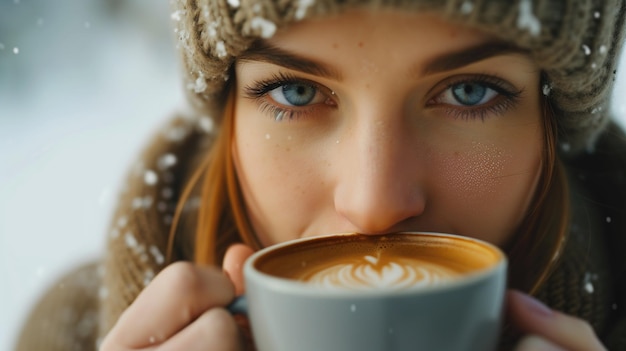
167, 88, 262, 266
168, 77, 570, 293
504, 89, 570, 293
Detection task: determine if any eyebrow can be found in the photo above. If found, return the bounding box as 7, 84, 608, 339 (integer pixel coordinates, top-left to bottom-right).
419, 42, 530, 75
238, 41, 343, 80
238, 40, 529, 80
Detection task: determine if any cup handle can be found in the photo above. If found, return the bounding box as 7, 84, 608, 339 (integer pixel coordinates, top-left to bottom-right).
227, 295, 248, 315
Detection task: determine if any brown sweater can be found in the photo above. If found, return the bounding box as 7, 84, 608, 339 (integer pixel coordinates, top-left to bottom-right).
14, 116, 626, 350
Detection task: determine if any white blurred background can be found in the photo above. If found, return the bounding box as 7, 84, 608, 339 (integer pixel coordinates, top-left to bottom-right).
0, 1, 625, 350
0, 1, 182, 349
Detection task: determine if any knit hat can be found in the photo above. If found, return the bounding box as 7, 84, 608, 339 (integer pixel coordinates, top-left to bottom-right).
171, 0, 626, 155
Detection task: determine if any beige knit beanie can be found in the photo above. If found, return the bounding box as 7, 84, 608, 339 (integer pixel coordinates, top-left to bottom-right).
171, 0, 626, 155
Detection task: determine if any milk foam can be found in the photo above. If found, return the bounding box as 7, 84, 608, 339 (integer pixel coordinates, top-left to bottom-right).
304, 254, 459, 290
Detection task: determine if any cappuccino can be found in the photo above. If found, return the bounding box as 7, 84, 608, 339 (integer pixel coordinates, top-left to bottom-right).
243, 232, 507, 351
253, 233, 500, 291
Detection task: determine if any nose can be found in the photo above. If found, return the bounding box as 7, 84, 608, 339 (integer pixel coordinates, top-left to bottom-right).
334, 111, 426, 234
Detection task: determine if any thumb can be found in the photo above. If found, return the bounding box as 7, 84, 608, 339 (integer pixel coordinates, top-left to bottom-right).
223, 243, 255, 295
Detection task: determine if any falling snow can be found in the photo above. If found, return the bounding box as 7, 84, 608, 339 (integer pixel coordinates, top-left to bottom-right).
215, 41, 227, 58
350, 304, 356, 312
460, 1, 474, 14
542, 84, 551, 96
582, 44, 591, 56
207, 22, 218, 38
170, 10, 183, 21
295, 0, 315, 20
606, 217, 612, 223
198, 116, 214, 133
192, 73, 208, 93
13, 47, 19, 54
157, 153, 177, 170
125, 232, 138, 249
0, 43, 4, 50
144, 269, 155, 286
150, 245, 165, 265
583, 273, 596, 294
144, 169, 158, 185
517, 0, 541, 36
594, 11, 601, 19
250, 17, 277, 38
227, 0, 240, 8
599, 45, 608, 55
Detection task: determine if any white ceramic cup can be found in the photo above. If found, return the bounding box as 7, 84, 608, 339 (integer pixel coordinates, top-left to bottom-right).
230, 232, 507, 351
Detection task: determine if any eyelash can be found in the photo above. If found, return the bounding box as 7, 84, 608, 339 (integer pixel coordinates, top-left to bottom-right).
243, 73, 522, 122
426, 74, 523, 121
243, 72, 333, 121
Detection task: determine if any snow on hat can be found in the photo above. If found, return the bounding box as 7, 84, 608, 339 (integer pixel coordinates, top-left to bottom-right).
170, 0, 626, 154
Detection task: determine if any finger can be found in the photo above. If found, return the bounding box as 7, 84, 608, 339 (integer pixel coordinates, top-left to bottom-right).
223, 243, 255, 295
514, 336, 566, 351
158, 307, 244, 351
507, 290, 606, 351
104, 262, 235, 348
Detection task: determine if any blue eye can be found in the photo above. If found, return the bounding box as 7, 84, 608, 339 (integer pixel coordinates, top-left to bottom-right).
426, 76, 523, 121
270, 83, 318, 106
449, 82, 496, 106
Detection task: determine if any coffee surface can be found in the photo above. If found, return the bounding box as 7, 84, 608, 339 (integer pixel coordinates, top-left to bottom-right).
254, 233, 500, 291
302, 254, 460, 290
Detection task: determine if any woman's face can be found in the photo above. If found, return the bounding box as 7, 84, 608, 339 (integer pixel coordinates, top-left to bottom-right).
232, 9, 543, 248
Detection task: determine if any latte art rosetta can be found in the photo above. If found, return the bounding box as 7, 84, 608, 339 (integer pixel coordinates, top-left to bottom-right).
303, 255, 460, 290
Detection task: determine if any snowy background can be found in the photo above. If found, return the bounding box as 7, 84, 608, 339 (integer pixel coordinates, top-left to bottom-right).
0, 1, 182, 349
0, 1, 625, 350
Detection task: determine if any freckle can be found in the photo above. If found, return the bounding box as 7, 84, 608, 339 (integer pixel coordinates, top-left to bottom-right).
332, 43, 339, 49
365, 83, 370, 89
440, 141, 510, 199
358, 41, 364, 48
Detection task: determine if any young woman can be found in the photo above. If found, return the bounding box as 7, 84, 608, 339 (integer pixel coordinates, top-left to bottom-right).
16, 1, 626, 350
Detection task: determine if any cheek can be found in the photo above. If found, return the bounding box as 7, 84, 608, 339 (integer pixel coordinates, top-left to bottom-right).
233, 112, 324, 245
438, 141, 513, 199
430, 138, 542, 243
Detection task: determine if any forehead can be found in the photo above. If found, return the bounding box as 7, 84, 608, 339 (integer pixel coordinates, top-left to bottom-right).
238, 9, 535, 80
270, 9, 489, 54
